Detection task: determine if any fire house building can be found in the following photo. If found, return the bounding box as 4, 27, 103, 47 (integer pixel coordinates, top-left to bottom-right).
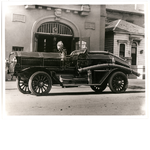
5, 4, 145, 79
5, 5, 106, 57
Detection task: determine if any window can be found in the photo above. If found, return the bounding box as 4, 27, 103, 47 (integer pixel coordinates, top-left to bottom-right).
12, 46, 24, 51
131, 42, 137, 65
119, 44, 125, 58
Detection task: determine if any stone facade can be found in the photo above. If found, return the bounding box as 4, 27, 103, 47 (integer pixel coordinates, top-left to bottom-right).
5, 5, 106, 58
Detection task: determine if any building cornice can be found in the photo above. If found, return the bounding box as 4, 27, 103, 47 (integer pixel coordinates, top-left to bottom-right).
113, 31, 144, 36
106, 8, 144, 16
25, 5, 90, 16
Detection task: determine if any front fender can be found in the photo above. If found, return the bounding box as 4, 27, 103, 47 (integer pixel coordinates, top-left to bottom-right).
18, 67, 51, 78
17, 67, 61, 85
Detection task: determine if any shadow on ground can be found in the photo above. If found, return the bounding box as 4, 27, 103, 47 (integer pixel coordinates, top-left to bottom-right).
34, 90, 145, 97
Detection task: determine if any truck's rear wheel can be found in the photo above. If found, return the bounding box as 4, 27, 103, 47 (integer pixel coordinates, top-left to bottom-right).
109, 71, 128, 93
17, 76, 31, 94
29, 71, 52, 96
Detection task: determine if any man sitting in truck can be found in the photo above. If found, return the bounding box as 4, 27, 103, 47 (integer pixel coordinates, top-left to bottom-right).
57, 41, 67, 56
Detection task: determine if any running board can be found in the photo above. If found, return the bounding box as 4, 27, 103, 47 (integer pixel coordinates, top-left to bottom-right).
62, 83, 103, 87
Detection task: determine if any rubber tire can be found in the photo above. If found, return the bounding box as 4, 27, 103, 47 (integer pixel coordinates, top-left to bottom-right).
16, 76, 31, 94
29, 71, 52, 96
90, 82, 107, 93
109, 71, 128, 93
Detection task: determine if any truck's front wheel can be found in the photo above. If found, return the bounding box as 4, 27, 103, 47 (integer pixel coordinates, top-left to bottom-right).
17, 76, 31, 94
29, 71, 52, 96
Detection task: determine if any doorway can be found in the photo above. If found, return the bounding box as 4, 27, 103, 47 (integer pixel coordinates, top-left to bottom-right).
37, 35, 73, 54
35, 22, 74, 54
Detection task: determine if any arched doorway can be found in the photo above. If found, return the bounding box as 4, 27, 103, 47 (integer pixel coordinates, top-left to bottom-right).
35, 22, 74, 54
131, 42, 137, 65
31, 16, 90, 53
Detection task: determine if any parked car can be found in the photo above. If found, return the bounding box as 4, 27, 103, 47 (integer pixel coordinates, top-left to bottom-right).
7, 48, 140, 96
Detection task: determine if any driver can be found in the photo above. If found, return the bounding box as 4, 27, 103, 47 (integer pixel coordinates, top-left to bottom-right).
57, 41, 67, 55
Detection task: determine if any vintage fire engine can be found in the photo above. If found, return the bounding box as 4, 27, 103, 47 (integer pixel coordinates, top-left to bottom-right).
8, 48, 140, 96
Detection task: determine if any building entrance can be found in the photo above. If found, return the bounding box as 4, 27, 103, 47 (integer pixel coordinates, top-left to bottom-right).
34, 21, 90, 54
35, 22, 74, 54
37, 34, 73, 54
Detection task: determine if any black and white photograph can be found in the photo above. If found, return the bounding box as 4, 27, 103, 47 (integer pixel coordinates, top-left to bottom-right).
4, 3, 146, 115
1, 1, 150, 150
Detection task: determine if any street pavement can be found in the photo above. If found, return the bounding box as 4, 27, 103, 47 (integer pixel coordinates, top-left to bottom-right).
4, 79, 146, 90
4, 79, 146, 116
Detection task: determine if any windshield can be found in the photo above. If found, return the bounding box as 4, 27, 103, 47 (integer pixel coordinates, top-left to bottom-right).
70, 49, 87, 56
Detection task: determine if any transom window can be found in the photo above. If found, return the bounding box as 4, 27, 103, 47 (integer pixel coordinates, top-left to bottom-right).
37, 22, 73, 36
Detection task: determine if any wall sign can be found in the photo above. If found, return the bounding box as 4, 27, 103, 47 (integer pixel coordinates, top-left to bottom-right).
12, 14, 25, 23
85, 22, 95, 30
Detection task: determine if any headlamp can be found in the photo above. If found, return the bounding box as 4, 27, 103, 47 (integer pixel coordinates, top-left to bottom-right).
11, 57, 17, 64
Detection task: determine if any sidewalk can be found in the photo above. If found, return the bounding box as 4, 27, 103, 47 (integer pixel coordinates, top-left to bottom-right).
4, 79, 145, 90
128, 79, 145, 89
5, 80, 17, 90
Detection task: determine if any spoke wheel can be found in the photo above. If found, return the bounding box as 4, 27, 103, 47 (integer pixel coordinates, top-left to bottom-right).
91, 82, 107, 93
29, 71, 52, 96
17, 76, 31, 94
109, 71, 128, 93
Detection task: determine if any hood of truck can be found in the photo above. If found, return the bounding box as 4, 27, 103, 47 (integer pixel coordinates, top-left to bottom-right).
14, 51, 63, 59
